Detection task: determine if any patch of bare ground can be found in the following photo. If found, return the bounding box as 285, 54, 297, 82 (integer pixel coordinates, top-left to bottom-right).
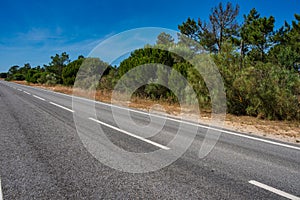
13, 81, 300, 144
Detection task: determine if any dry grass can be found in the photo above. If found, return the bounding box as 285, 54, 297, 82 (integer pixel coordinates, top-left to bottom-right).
12, 81, 300, 143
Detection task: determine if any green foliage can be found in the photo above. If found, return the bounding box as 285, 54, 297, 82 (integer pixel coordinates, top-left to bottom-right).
117, 48, 175, 96
241, 8, 275, 62
0, 72, 7, 78
233, 63, 300, 120
36, 72, 47, 84
6, 65, 20, 80
26, 69, 38, 83
213, 42, 246, 114
45, 73, 58, 86
269, 45, 300, 70
168, 64, 186, 101
8, 65, 20, 75
13, 73, 25, 81
178, 2, 239, 53
74, 58, 109, 90
269, 14, 300, 71
156, 32, 175, 46
25, 66, 45, 83
213, 41, 300, 120
118, 48, 174, 78
178, 17, 200, 42
45, 52, 70, 84
62, 58, 84, 86
98, 67, 117, 90
7, 63, 33, 81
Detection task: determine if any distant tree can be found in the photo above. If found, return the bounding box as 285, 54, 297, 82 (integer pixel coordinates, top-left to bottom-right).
168, 62, 191, 100
206, 2, 240, 52
156, 32, 175, 46
178, 2, 239, 53
240, 8, 275, 62
98, 67, 117, 90
8, 65, 19, 75
178, 17, 201, 42
25, 64, 45, 83
26, 68, 39, 83
22, 63, 31, 73
62, 57, 85, 86
0, 72, 7, 78
13, 73, 25, 81
75, 57, 109, 90
118, 48, 174, 78
35, 65, 44, 72
78, 55, 85, 59
6, 65, 20, 80
269, 14, 300, 71
45, 52, 70, 83
45, 73, 58, 85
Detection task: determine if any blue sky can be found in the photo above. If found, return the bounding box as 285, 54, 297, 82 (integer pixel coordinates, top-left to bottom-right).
0, 0, 299, 72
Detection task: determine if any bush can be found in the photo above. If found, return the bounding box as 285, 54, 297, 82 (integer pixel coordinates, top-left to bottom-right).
13, 73, 25, 81
37, 72, 47, 84
213, 42, 300, 120
26, 69, 39, 83
62, 58, 84, 86
45, 73, 58, 85
0, 72, 7, 78
234, 62, 300, 120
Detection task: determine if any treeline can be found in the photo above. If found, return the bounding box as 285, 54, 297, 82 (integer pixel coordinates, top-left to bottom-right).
6, 53, 80, 85
4, 2, 300, 120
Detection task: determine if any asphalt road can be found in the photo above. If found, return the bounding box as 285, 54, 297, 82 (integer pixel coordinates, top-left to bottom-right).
0, 80, 299, 199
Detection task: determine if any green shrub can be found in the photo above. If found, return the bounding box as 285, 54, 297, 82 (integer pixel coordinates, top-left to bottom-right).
13, 73, 25, 81
234, 62, 300, 120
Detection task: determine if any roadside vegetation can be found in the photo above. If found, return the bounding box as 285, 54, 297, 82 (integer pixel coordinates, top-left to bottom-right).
4, 2, 300, 121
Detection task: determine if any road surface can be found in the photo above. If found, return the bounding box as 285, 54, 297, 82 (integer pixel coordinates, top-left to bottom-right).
0, 80, 299, 199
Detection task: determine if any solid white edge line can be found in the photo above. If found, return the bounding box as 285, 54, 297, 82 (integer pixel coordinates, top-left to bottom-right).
49, 102, 74, 113
33, 95, 45, 101
23, 91, 30, 95
7, 82, 300, 151
0, 177, 3, 200
249, 180, 300, 200
208, 127, 300, 151
89, 117, 170, 150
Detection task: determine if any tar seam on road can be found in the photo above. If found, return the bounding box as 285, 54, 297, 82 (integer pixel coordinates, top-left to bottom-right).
89, 117, 170, 150
0, 178, 3, 200
49, 102, 74, 113
249, 180, 300, 200
6, 82, 300, 151
33, 95, 45, 101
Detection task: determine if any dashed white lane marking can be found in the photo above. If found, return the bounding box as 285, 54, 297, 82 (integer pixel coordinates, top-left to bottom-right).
28, 85, 300, 151
17, 89, 22, 91
0, 177, 3, 200
33, 95, 45, 101
23, 91, 31, 95
249, 180, 300, 200
7, 82, 300, 151
89, 117, 170, 150
49, 102, 74, 113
